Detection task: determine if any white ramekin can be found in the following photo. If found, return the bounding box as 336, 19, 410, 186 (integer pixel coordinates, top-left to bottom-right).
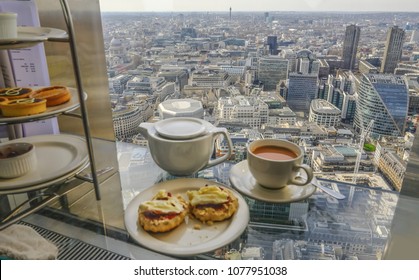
0, 142, 37, 179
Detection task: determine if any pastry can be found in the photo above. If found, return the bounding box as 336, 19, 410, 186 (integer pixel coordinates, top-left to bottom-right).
138, 189, 189, 233
187, 185, 238, 224
0, 87, 33, 100
0, 98, 47, 117
30, 86, 71, 107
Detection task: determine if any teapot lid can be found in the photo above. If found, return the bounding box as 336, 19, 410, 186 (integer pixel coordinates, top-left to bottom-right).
154, 117, 207, 140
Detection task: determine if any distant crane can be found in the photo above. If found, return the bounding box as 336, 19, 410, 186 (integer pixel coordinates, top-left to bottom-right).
348, 119, 374, 205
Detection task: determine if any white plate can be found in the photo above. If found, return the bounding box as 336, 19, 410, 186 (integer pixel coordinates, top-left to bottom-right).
0, 26, 67, 49
154, 117, 207, 139
0, 159, 89, 195
124, 178, 250, 257
0, 134, 88, 191
0, 87, 87, 124
229, 160, 316, 203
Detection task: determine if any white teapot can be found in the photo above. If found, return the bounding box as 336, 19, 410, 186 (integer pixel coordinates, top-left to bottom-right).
139, 117, 233, 176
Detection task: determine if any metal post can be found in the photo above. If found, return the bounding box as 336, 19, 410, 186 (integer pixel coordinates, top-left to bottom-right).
59, 0, 101, 200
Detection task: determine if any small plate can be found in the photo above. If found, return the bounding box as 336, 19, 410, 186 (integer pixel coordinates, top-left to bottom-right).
124, 178, 249, 257
0, 134, 88, 191
229, 160, 316, 203
154, 117, 207, 140
0, 26, 67, 49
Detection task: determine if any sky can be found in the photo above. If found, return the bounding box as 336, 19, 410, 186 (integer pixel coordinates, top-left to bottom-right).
99, 0, 419, 12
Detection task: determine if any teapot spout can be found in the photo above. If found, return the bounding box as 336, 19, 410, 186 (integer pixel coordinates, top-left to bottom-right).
138, 122, 154, 138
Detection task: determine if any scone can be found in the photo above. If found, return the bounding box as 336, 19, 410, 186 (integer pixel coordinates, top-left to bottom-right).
0, 87, 33, 100
187, 185, 238, 223
138, 190, 188, 233
30, 86, 71, 107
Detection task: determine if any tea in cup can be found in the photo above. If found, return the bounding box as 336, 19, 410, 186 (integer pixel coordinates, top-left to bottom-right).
247, 139, 313, 189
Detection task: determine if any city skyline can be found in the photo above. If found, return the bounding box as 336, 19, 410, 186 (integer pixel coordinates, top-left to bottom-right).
99, 0, 419, 13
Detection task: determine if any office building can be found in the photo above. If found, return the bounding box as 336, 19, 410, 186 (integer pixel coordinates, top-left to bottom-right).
281, 49, 297, 73
381, 26, 405, 74
257, 56, 289, 91
296, 49, 320, 75
309, 99, 341, 128
359, 60, 379, 75
285, 50, 320, 113
323, 72, 357, 123
287, 72, 319, 113
354, 74, 409, 137
191, 70, 232, 88
311, 144, 373, 173
267, 35, 278, 55
217, 95, 269, 128
112, 106, 144, 140
267, 107, 297, 126
377, 148, 407, 191
410, 30, 419, 43
342, 24, 361, 70
108, 74, 131, 94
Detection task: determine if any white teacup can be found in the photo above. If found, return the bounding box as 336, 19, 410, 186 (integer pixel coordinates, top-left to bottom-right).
247, 139, 313, 189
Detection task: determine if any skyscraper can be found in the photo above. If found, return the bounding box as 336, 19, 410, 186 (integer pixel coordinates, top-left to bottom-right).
267, 35, 278, 55
353, 74, 408, 137
380, 26, 405, 74
342, 24, 361, 70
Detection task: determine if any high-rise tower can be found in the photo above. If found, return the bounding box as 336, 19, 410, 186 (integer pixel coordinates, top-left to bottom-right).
342, 24, 361, 70
381, 26, 405, 74
267, 35, 278, 55
353, 74, 408, 137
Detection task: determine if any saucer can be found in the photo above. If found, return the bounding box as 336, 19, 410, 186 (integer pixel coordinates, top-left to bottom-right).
229, 160, 316, 203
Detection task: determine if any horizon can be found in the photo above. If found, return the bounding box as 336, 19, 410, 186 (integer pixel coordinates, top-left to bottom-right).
100, 10, 419, 14
99, 0, 419, 13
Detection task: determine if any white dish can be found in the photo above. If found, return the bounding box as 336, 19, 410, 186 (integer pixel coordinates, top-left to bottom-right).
0, 142, 36, 178
0, 134, 88, 191
0, 87, 87, 124
0, 26, 67, 49
154, 117, 207, 140
0, 159, 89, 195
124, 178, 250, 257
229, 160, 316, 203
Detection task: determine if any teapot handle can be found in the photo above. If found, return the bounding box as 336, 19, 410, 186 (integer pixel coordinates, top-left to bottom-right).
205, 127, 233, 169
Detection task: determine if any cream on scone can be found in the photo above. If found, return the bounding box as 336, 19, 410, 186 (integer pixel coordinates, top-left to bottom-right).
187, 185, 238, 224
138, 190, 188, 233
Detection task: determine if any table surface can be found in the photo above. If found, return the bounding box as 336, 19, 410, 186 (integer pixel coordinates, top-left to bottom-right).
116, 142, 399, 260
1, 139, 403, 260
